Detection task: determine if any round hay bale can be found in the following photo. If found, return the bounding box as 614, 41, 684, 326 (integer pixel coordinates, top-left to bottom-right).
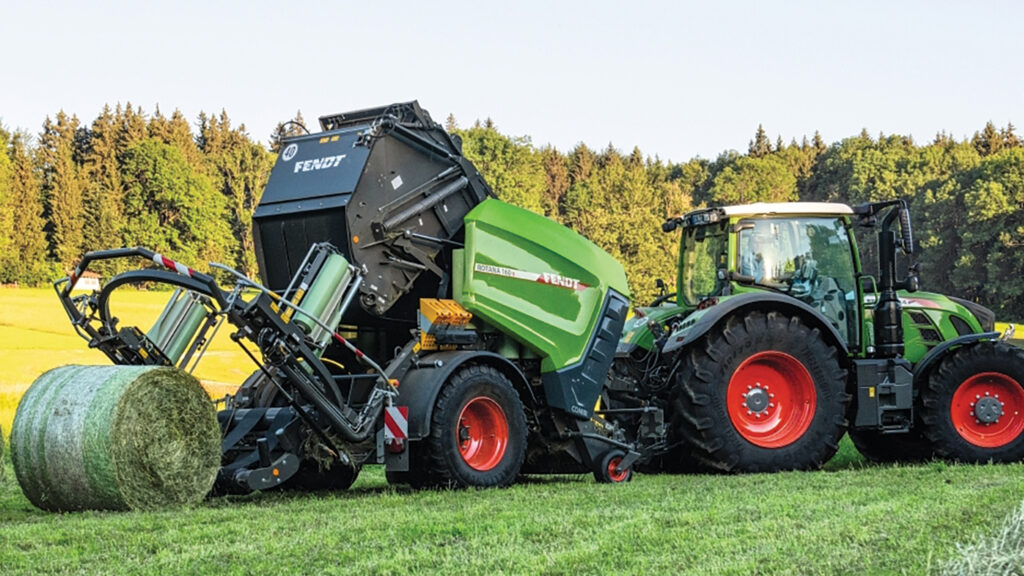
11, 365, 220, 511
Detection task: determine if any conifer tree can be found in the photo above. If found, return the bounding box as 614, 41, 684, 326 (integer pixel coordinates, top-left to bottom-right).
38, 111, 85, 266
812, 131, 827, 155
0, 127, 13, 272
115, 103, 148, 159
79, 105, 126, 268
149, 108, 201, 167
748, 124, 771, 157
3, 132, 50, 283
1002, 122, 1019, 149
972, 121, 1003, 156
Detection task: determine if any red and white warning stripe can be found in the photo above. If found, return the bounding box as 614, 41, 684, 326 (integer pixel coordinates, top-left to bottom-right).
474, 263, 589, 291
152, 253, 195, 277
384, 406, 409, 441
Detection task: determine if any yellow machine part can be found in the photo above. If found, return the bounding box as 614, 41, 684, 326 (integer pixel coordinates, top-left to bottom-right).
420, 298, 473, 326
419, 299, 473, 351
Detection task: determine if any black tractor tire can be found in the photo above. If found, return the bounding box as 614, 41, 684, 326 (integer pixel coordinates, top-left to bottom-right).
847, 428, 933, 463
593, 449, 633, 483
420, 364, 528, 488
674, 311, 850, 472
920, 341, 1024, 463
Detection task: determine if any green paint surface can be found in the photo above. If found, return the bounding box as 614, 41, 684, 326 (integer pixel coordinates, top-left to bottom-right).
458, 199, 629, 372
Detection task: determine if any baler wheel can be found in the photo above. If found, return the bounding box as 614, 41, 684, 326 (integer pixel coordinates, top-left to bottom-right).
594, 450, 632, 483
422, 365, 527, 488
920, 342, 1024, 462
675, 311, 849, 472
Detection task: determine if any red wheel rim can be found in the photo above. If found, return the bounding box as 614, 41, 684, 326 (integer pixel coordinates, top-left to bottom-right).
726, 351, 817, 448
606, 456, 629, 483
950, 372, 1024, 448
457, 396, 509, 471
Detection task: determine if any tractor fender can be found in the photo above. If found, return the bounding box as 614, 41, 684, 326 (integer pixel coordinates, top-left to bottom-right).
395, 350, 528, 440
911, 331, 1001, 381
660, 292, 849, 358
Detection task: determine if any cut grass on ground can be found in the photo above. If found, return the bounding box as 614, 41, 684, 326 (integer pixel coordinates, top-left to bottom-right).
2, 288, 1024, 574
2, 443, 1024, 575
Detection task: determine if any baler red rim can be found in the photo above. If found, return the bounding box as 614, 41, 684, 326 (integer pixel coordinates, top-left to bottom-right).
457, 396, 509, 471
606, 456, 630, 483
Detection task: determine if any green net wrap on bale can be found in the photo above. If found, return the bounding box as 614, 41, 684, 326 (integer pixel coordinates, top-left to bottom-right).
11, 365, 220, 512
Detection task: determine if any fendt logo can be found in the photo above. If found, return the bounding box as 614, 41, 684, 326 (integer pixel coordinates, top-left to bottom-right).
293, 154, 347, 173
474, 263, 589, 291
281, 143, 298, 161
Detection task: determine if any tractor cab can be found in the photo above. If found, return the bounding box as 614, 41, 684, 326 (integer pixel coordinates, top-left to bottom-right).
672, 202, 862, 348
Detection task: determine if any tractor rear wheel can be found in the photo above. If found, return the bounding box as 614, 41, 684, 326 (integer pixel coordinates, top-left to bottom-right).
422, 365, 527, 488
920, 342, 1024, 463
675, 311, 849, 472
847, 428, 933, 463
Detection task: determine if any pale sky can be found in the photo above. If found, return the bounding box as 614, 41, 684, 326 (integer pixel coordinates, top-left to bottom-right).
1, 1, 1021, 162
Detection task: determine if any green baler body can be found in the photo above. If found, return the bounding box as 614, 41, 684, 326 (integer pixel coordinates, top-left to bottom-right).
456, 199, 630, 373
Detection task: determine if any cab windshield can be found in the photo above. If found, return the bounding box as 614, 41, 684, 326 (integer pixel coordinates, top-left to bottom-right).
736, 216, 859, 346
679, 223, 728, 306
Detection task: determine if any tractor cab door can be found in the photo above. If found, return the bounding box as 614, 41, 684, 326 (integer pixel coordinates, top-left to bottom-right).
735, 216, 860, 348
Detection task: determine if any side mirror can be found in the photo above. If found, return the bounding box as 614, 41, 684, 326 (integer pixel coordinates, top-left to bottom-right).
655, 278, 667, 296
662, 217, 682, 233
899, 262, 921, 293
898, 206, 914, 254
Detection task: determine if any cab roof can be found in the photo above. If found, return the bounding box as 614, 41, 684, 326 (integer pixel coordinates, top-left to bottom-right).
677, 202, 854, 228
720, 202, 854, 217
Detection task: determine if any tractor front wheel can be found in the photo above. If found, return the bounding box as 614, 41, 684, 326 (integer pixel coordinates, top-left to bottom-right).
422, 365, 527, 488
920, 342, 1024, 462
675, 311, 849, 472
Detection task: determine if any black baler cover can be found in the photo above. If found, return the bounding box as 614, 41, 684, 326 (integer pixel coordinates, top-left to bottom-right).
253, 101, 491, 325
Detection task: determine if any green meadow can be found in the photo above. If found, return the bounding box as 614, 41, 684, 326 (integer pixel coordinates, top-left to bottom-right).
2, 286, 1024, 574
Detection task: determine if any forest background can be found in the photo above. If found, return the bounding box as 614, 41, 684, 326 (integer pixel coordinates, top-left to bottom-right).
0, 104, 1021, 316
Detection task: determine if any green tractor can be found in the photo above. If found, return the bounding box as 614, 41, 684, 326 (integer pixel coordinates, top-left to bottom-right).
608, 200, 1024, 472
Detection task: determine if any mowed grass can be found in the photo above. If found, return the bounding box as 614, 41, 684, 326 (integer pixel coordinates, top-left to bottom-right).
2, 445, 1024, 575
2, 287, 1024, 574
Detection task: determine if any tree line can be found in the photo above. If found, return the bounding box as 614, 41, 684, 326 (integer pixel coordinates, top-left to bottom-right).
0, 106, 1021, 318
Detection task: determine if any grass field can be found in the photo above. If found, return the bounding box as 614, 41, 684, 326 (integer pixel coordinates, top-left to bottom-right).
2, 286, 1024, 574
0, 287, 250, 435
2, 447, 1023, 574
